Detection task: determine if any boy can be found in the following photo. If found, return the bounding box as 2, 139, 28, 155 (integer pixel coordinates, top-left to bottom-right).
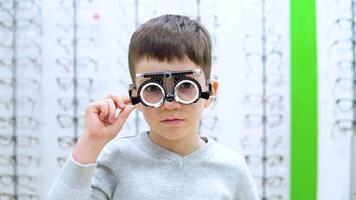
48, 14, 259, 200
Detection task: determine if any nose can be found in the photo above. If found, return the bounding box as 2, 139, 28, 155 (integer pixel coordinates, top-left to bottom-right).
160, 98, 182, 110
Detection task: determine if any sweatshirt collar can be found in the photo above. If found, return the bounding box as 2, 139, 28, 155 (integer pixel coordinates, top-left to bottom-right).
139, 131, 215, 166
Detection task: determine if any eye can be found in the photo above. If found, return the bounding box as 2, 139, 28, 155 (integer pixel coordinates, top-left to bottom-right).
180, 82, 193, 89
146, 85, 160, 92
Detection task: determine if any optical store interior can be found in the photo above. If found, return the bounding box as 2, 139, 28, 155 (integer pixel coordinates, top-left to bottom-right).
0, 0, 355, 200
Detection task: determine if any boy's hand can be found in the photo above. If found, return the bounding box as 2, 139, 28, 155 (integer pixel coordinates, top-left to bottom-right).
84, 94, 135, 142
72, 94, 136, 164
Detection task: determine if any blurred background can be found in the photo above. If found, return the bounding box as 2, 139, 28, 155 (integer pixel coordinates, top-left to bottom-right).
0, 0, 354, 199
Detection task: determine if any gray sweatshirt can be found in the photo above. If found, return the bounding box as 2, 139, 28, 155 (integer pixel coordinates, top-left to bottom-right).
48, 131, 259, 200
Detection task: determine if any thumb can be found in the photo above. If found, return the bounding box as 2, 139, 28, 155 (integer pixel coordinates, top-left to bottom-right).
112, 104, 136, 128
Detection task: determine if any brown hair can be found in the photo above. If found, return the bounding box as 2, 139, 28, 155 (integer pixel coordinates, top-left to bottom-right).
128, 14, 212, 84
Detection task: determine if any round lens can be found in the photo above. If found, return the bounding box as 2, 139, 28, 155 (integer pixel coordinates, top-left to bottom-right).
174, 80, 199, 104
140, 82, 165, 107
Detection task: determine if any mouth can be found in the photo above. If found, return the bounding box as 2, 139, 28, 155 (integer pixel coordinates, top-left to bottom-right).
160, 118, 185, 125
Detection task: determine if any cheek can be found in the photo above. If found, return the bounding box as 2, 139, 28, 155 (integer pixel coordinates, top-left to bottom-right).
141, 107, 159, 123
187, 101, 205, 118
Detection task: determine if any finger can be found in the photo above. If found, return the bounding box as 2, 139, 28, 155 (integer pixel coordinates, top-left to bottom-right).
106, 98, 117, 123
106, 94, 131, 109
98, 100, 109, 121
113, 104, 136, 128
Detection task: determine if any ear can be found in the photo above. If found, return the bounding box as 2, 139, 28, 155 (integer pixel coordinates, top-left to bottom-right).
204, 80, 219, 108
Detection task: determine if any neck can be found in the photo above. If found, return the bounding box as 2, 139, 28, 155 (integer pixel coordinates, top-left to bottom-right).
148, 130, 206, 156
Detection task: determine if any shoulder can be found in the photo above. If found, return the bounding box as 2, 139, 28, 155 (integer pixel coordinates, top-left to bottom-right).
97, 134, 142, 163
207, 138, 249, 174
208, 139, 245, 164
207, 139, 258, 197
111, 134, 141, 149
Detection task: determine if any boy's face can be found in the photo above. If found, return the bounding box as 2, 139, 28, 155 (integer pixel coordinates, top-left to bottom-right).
134, 57, 218, 141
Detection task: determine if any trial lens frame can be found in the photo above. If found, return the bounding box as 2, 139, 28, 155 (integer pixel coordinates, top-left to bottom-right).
128, 69, 212, 107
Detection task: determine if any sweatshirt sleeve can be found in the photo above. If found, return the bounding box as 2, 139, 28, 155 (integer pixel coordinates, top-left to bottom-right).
48, 145, 117, 200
